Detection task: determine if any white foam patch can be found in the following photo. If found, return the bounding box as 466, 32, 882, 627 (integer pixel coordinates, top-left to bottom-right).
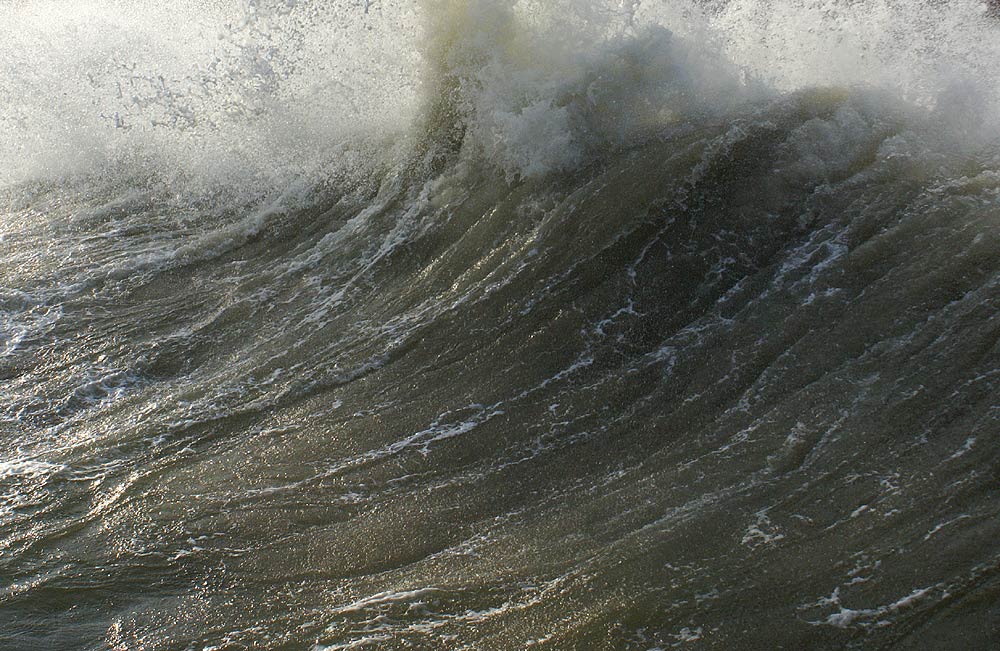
804, 583, 943, 629
2, 0, 998, 192
0, 0, 422, 192
0, 458, 66, 479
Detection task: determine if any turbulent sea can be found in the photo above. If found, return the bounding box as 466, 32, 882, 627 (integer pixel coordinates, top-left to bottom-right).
1, 1, 999, 649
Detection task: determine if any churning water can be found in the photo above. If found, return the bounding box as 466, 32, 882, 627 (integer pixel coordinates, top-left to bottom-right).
1, 1, 998, 649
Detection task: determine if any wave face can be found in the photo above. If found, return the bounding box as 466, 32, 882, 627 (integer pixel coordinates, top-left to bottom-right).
2, 1, 999, 649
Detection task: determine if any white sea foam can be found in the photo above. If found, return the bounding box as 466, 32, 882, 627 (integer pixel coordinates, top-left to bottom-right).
2, 1, 998, 195
0, 457, 66, 479
0, 0, 422, 191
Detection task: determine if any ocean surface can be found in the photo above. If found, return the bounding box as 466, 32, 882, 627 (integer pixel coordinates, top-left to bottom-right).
1, 1, 998, 649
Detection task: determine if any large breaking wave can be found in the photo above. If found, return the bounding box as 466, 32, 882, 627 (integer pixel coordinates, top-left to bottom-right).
1, 1, 999, 649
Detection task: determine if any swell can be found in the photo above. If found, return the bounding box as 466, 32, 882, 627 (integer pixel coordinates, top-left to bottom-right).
3, 77, 999, 648
1, 2, 1000, 650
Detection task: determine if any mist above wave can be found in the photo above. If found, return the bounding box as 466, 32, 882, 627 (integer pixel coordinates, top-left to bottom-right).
0, 0, 423, 194
1, 0, 998, 197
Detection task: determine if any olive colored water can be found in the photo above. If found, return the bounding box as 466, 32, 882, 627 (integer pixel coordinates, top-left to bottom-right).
1, 2, 998, 650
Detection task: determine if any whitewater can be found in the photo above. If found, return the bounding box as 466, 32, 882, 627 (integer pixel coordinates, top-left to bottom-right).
1, 1, 998, 649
